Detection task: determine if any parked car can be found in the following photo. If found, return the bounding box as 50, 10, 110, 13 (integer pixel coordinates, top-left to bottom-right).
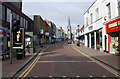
68, 40, 72, 44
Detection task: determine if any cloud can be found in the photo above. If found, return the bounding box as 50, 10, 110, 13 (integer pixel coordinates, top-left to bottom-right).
22, 0, 95, 2
22, 2, 93, 33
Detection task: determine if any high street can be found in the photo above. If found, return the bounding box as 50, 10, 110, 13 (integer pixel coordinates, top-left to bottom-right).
1, 1, 120, 79
14, 41, 119, 78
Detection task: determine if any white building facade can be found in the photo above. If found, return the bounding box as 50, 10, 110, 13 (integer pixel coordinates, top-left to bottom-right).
84, 0, 120, 55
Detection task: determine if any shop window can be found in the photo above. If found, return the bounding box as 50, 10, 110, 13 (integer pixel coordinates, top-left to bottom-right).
7, 8, 11, 22
109, 32, 119, 55
99, 30, 102, 48
2, 5, 5, 21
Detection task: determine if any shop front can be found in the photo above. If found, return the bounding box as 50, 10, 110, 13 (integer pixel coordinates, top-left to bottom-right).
45, 32, 50, 44
106, 18, 120, 56
0, 27, 7, 53
91, 32, 94, 48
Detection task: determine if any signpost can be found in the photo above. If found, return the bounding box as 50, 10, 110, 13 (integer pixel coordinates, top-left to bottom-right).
10, 14, 12, 64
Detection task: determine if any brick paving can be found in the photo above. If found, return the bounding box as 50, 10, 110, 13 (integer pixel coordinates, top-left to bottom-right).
72, 43, 120, 70
2, 44, 50, 77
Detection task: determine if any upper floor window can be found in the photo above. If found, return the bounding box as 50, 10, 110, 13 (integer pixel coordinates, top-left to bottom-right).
17, 14, 20, 20
7, 8, 11, 22
24, 18, 26, 28
20, 17, 23, 27
90, 13, 93, 24
26, 20, 28, 29
118, 0, 120, 16
95, 8, 99, 20
86, 17, 88, 27
107, 3, 111, 19
2, 5, 5, 21
12, 11, 17, 20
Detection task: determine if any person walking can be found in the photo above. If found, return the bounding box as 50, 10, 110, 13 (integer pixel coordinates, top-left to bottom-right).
77, 39, 80, 47
26, 44, 30, 53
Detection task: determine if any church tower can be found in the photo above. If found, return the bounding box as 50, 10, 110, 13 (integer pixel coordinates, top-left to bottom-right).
67, 17, 72, 39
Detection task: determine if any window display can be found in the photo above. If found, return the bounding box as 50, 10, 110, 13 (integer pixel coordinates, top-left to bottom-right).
109, 32, 119, 55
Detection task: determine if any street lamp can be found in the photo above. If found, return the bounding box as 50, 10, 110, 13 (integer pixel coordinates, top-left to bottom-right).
77, 25, 80, 37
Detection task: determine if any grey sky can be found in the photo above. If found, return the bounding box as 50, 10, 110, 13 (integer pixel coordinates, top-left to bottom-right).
22, 1, 95, 33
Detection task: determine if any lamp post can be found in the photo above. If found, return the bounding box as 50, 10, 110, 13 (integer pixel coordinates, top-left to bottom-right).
76, 25, 80, 46
77, 25, 80, 38
10, 14, 13, 64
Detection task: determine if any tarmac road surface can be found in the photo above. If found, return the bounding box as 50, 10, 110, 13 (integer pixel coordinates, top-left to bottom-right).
15, 41, 118, 78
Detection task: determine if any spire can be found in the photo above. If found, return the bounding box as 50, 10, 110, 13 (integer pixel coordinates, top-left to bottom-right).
67, 16, 72, 39
68, 16, 70, 26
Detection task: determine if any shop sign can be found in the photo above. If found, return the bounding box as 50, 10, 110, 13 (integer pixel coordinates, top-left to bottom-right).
45, 32, 49, 36
0, 28, 7, 34
106, 18, 120, 33
40, 29, 43, 34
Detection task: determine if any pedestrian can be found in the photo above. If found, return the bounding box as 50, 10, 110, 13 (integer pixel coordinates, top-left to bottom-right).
26, 44, 30, 53
77, 39, 80, 47
73, 40, 75, 44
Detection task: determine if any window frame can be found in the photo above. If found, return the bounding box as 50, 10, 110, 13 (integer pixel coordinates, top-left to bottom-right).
118, 0, 120, 16
95, 8, 99, 20
90, 13, 93, 24
2, 5, 6, 21
86, 17, 88, 27
7, 8, 11, 22
107, 3, 111, 19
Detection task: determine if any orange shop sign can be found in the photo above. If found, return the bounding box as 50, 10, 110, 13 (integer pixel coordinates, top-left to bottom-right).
106, 18, 120, 33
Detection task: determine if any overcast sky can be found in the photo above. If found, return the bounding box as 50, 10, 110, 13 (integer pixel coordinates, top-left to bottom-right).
22, 0, 95, 33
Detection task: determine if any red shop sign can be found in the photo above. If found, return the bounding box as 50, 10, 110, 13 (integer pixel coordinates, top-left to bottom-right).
106, 18, 120, 33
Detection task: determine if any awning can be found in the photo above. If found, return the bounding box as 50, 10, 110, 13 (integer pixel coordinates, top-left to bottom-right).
25, 34, 32, 38
25, 33, 32, 38
0, 28, 7, 35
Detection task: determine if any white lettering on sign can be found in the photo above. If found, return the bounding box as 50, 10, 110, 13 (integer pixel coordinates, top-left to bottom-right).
109, 22, 117, 28
118, 21, 120, 25
0, 30, 3, 32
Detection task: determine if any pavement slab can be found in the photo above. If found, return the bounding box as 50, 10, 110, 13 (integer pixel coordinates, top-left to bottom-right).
2, 44, 50, 77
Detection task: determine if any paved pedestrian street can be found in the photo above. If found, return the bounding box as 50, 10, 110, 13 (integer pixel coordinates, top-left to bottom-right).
14, 41, 119, 78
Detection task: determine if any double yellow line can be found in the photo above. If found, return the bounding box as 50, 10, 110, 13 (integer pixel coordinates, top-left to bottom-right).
17, 44, 57, 79
73, 47, 120, 77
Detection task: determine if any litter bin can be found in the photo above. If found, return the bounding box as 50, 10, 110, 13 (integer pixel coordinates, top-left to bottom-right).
16, 53, 23, 60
